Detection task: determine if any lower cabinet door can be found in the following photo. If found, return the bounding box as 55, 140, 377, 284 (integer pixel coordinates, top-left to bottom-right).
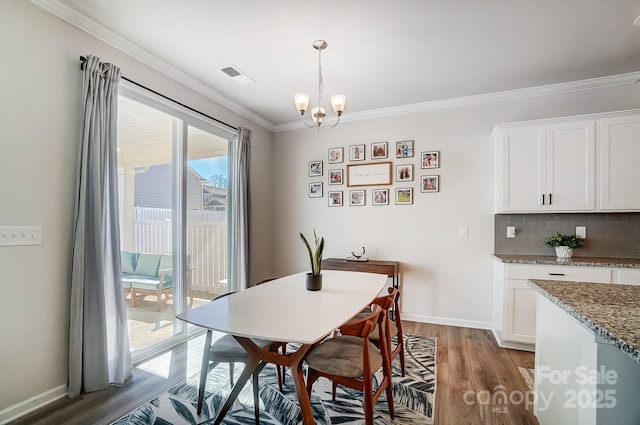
503, 279, 537, 344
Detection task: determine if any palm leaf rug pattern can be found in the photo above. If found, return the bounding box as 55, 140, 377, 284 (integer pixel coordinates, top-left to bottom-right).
112, 334, 436, 425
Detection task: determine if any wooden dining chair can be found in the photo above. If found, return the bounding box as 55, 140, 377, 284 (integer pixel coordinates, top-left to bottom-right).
370, 287, 405, 376
197, 291, 278, 423
304, 304, 395, 425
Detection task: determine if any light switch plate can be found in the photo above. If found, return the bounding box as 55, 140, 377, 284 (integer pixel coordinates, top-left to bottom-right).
0, 226, 42, 246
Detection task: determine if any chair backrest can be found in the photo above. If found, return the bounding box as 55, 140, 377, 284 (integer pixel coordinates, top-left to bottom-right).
340, 305, 383, 339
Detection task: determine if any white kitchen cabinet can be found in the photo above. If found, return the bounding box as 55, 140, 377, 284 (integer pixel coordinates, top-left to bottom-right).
494, 120, 595, 213
599, 114, 640, 211
493, 261, 614, 350
615, 269, 640, 286
494, 110, 640, 213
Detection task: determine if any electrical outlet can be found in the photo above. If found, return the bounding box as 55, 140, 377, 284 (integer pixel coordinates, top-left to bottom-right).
576, 226, 586, 239
507, 226, 516, 238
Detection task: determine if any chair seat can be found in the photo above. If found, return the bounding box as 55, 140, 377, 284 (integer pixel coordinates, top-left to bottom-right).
305, 335, 382, 378
210, 335, 272, 361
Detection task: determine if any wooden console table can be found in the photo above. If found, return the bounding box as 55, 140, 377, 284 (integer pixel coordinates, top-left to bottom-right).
322, 258, 399, 289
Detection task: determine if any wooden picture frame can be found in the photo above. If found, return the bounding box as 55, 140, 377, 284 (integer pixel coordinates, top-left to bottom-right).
328, 147, 344, 164
309, 182, 323, 198
421, 151, 439, 169
350, 189, 365, 206
349, 144, 366, 161
372, 188, 389, 206
309, 160, 323, 176
395, 188, 413, 205
421, 175, 439, 193
371, 142, 388, 159
396, 164, 414, 182
395, 140, 414, 158
328, 169, 343, 185
346, 161, 392, 187
328, 191, 343, 207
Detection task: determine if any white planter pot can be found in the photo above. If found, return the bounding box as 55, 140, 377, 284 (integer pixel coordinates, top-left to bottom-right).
555, 246, 574, 259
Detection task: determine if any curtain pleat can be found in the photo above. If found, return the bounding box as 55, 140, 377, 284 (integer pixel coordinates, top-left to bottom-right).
68, 55, 132, 397
228, 128, 251, 291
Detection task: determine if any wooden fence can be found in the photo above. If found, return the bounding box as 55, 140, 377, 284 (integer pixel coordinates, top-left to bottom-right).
133, 208, 227, 294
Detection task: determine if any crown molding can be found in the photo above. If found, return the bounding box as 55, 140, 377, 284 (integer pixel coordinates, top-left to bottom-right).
274, 71, 640, 132
31, 0, 275, 132
31, 0, 639, 135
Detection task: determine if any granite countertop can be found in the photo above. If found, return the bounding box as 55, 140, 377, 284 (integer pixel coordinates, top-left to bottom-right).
528, 279, 640, 364
494, 254, 640, 268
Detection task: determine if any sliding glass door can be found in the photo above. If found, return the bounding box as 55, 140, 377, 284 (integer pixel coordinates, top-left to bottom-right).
117, 83, 233, 359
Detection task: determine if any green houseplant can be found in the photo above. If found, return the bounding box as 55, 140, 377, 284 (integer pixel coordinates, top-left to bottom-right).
544, 231, 585, 259
300, 229, 325, 290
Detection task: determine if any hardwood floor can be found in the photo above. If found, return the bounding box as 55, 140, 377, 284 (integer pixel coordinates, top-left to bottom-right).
11, 322, 539, 425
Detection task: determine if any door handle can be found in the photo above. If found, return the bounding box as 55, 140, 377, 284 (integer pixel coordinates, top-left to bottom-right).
549, 193, 552, 205
548, 273, 565, 276
541, 194, 545, 205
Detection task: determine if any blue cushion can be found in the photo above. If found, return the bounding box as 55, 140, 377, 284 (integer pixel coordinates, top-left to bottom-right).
135, 254, 161, 276
158, 254, 173, 278
121, 251, 138, 274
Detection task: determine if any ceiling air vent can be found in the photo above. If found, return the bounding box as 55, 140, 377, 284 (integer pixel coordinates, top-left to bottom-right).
220, 65, 255, 86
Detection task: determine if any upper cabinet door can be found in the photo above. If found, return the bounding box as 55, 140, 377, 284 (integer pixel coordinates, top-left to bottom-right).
545, 121, 595, 211
497, 126, 546, 212
599, 115, 640, 211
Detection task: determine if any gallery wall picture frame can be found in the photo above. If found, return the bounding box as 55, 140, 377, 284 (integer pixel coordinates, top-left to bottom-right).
350, 189, 366, 206
309, 182, 323, 198
328, 191, 343, 207
395, 140, 414, 158
347, 161, 393, 187
328, 169, 343, 185
371, 142, 388, 159
421, 151, 440, 169
396, 164, 414, 182
309, 160, 323, 176
349, 144, 366, 161
328, 147, 344, 164
421, 175, 439, 193
372, 188, 389, 206
395, 187, 413, 205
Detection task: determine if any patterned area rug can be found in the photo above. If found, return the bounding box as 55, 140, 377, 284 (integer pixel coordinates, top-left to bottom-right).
518, 367, 534, 392
112, 334, 436, 425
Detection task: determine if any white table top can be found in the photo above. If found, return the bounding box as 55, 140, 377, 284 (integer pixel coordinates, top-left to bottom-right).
177, 270, 388, 344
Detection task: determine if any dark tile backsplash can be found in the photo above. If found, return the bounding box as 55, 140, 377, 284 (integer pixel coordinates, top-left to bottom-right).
494, 213, 640, 258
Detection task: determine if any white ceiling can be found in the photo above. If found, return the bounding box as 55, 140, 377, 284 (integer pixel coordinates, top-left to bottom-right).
44, 0, 640, 130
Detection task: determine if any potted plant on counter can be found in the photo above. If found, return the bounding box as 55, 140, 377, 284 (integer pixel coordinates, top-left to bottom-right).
544, 231, 585, 259
300, 229, 325, 291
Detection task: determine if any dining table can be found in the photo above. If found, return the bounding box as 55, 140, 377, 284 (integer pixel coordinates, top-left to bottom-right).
176, 269, 388, 425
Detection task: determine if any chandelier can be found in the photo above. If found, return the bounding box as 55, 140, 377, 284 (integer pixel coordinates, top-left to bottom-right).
294, 40, 346, 131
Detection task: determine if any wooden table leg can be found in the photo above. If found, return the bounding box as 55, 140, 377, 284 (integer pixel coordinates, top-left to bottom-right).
289, 344, 315, 425
235, 338, 320, 425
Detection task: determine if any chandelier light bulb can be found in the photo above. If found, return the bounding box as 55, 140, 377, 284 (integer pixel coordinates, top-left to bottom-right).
294, 93, 310, 114
330, 94, 346, 115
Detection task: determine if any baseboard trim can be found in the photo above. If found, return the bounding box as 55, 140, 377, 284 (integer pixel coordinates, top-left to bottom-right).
402, 313, 492, 330
491, 329, 536, 352
0, 384, 67, 424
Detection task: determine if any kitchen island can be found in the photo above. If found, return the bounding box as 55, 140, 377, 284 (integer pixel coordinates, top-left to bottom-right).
528, 279, 640, 425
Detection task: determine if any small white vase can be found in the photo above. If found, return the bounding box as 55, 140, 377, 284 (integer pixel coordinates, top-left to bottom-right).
555, 246, 573, 259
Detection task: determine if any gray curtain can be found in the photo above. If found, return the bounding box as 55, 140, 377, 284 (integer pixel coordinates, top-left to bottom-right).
68, 55, 132, 397
228, 127, 251, 291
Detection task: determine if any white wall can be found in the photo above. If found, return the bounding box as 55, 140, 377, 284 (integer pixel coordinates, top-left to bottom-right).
0, 1, 273, 418
272, 84, 640, 327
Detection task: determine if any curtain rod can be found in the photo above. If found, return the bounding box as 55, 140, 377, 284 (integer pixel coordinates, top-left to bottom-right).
80, 56, 238, 132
